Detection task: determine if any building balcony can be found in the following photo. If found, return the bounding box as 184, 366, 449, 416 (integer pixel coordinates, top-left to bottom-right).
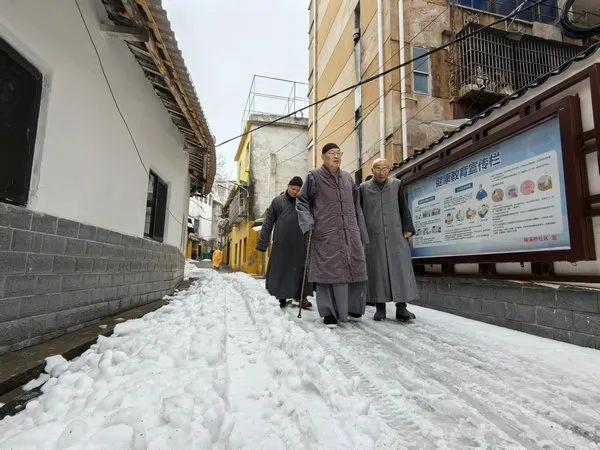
225, 186, 249, 225
451, 23, 582, 116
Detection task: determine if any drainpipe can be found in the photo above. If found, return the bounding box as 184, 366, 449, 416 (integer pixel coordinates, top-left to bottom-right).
398, 0, 408, 162
312, 0, 319, 168
377, 0, 386, 159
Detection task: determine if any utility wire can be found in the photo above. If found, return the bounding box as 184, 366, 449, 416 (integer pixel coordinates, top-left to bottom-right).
215, 0, 548, 148
252, 1, 455, 169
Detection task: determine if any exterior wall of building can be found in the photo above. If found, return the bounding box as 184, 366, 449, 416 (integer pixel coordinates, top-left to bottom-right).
0, 202, 183, 354
308, 0, 580, 180
227, 221, 265, 275
248, 115, 310, 219
0, 0, 189, 250
189, 195, 213, 242
309, 0, 449, 177
224, 114, 308, 275
0, 1, 202, 352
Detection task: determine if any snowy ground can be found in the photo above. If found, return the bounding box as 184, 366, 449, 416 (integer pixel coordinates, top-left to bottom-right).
1, 267, 600, 449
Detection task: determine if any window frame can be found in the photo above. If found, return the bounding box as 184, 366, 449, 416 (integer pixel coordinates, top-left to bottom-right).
144, 170, 168, 242
412, 45, 431, 95
0, 36, 43, 206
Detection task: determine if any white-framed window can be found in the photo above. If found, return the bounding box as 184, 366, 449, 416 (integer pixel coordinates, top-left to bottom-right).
412, 46, 431, 95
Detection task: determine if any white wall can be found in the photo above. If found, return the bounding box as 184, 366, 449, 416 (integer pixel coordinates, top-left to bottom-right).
189, 195, 212, 241
250, 118, 309, 219
0, 0, 190, 249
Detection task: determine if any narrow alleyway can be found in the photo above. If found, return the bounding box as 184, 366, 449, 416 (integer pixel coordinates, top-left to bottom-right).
1, 266, 600, 449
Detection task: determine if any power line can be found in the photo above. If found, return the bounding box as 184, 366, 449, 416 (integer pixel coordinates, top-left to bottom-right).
253, 2, 456, 169
215, 0, 548, 149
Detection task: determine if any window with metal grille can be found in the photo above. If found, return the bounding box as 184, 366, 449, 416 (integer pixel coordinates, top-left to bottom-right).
0, 37, 42, 206
412, 46, 431, 95
144, 171, 168, 242
453, 23, 581, 102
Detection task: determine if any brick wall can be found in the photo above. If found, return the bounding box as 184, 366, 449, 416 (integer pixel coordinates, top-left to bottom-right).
416, 276, 600, 350
0, 202, 184, 354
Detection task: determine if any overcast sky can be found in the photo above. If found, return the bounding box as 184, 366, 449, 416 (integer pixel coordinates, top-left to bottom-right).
163, 0, 309, 179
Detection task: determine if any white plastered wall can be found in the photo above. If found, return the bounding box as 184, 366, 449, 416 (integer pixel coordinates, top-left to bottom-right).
0, 0, 190, 250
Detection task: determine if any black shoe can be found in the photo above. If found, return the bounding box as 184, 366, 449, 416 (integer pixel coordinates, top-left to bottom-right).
323, 315, 338, 325
396, 302, 415, 321
348, 312, 362, 318
374, 303, 387, 321
279, 299, 287, 308
301, 298, 313, 309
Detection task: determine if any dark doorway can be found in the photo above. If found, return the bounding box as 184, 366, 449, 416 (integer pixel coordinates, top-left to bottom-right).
0, 37, 42, 206
144, 171, 168, 242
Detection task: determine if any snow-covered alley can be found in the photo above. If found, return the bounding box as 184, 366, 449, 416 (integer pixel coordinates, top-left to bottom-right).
1, 267, 600, 449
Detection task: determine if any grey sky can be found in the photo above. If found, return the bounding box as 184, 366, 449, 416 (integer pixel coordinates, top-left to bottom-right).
163, 0, 309, 179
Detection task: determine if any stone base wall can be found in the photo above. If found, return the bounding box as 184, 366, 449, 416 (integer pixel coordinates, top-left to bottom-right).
416, 276, 600, 350
0, 202, 184, 354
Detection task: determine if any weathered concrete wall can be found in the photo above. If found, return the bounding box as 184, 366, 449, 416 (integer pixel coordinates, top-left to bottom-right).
416, 277, 600, 349
249, 115, 309, 219
0, 203, 184, 354
309, 0, 575, 179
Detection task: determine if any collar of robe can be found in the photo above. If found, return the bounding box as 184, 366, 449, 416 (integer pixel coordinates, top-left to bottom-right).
372, 178, 389, 191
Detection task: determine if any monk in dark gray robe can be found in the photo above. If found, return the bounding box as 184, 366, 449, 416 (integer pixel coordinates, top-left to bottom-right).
296, 143, 369, 326
256, 177, 313, 309
359, 158, 418, 321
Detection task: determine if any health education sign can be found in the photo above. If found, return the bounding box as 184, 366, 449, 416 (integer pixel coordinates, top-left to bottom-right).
406, 117, 570, 259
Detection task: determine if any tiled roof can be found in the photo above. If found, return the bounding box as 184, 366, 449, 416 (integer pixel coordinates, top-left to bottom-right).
102, 0, 216, 195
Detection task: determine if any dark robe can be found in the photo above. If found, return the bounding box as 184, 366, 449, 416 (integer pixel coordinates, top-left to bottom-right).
296, 165, 369, 321
256, 193, 312, 300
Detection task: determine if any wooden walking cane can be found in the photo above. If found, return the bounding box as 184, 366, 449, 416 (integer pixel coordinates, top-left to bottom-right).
298, 230, 313, 319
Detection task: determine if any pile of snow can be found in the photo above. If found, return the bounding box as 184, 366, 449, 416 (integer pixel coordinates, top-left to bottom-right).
0, 269, 385, 449
183, 260, 203, 280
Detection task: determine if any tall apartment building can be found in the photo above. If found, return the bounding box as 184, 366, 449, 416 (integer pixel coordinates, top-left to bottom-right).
307, 0, 591, 181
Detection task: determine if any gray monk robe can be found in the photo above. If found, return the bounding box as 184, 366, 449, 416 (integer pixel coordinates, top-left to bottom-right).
256, 192, 313, 300
359, 178, 419, 304
296, 165, 369, 321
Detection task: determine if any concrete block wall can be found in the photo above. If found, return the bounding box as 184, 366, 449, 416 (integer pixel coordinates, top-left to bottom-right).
0, 202, 184, 354
416, 277, 600, 350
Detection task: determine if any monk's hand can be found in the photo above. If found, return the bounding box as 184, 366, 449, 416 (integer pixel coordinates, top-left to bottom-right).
404, 231, 413, 239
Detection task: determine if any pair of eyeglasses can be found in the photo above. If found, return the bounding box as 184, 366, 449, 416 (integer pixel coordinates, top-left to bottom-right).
325, 151, 343, 157
373, 167, 390, 173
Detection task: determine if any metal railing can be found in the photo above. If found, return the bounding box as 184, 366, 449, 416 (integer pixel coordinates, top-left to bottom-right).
452, 23, 582, 99
240, 75, 309, 131
228, 188, 248, 225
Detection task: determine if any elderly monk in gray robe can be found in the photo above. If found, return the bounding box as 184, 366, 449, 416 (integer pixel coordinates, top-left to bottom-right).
360, 158, 419, 321
296, 143, 369, 326
256, 176, 313, 310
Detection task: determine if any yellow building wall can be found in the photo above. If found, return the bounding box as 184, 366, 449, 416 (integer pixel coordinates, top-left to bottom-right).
235, 126, 252, 184
185, 240, 201, 260
227, 220, 266, 275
